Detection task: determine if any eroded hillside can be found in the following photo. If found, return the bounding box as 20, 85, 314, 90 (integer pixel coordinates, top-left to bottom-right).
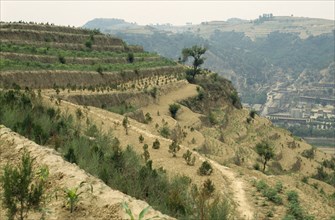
1, 22, 334, 220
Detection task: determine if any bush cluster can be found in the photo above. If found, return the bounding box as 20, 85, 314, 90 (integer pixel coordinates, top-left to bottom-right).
255, 180, 283, 205
284, 191, 315, 220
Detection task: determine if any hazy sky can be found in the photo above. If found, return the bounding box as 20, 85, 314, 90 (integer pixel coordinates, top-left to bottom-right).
1, 1, 334, 27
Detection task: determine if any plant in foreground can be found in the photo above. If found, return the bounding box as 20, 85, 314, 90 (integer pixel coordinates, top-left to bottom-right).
122, 202, 158, 220
0, 149, 48, 220
64, 181, 93, 213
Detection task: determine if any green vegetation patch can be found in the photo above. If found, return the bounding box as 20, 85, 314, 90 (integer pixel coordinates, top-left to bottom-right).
254, 180, 283, 205
0, 58, 175, 72
105, 102, 137, 115
0, 89, 231, 219
0, 42, 155, 58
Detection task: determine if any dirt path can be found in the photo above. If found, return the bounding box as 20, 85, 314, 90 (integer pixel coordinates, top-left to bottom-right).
48, 81, 254, 219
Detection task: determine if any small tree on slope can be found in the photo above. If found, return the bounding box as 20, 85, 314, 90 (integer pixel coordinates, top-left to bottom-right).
255, 142, 274, 172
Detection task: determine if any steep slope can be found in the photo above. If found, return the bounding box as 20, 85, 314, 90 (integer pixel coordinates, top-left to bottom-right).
0, 125, 172, 220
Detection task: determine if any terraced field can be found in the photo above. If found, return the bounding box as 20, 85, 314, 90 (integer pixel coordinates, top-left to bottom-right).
0, 22, 183, 89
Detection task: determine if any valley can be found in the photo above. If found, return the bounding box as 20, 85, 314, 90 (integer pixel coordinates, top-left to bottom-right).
0, 21, 334, 220
83, 16, 335, 151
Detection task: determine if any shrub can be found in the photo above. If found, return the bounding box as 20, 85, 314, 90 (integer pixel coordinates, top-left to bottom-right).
274, 181, 283, 193
64, 148, 77, 164
169, 103, 181, 119
58, 54, 66, 64
139, 134, 144, 143
145, 112, 152, 123
197, 89, 205, 100
97, 65, 103, 74
256, 180, 268, 192
75, 108, 83, 120
230, 91, 240, 108
287, 191, 299, 203
301, 147, 316, 159
152, 139, 160, 149
0, 150, 48, 220
208, 111, 217, 125
313, 166, 335, 186
142, 144, 150, 162
253, 163, 260, 170
122, 116, 129, 135
159, 125, 170, 138
183, 150, 196, 166
249, 110, 257, 119
301, 176, 308, 184
322, 158, 335, 170
284, 190, 314, 220
127, 53, 134, 63
255, 180, 282, 205
85, 39, 92, 48
169, 141, 180, 157
199, 161, 213, 176
149, 87, 158, 99
190, 178, 230, 220
264, 187, 282, 204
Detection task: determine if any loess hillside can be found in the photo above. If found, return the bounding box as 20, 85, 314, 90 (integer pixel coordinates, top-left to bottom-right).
0, 22, 334, 220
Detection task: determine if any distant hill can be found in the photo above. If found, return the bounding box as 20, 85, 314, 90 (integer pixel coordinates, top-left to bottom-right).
83, 16, 335, 104
83, 16, 334, 39
83, 18, 139, 32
